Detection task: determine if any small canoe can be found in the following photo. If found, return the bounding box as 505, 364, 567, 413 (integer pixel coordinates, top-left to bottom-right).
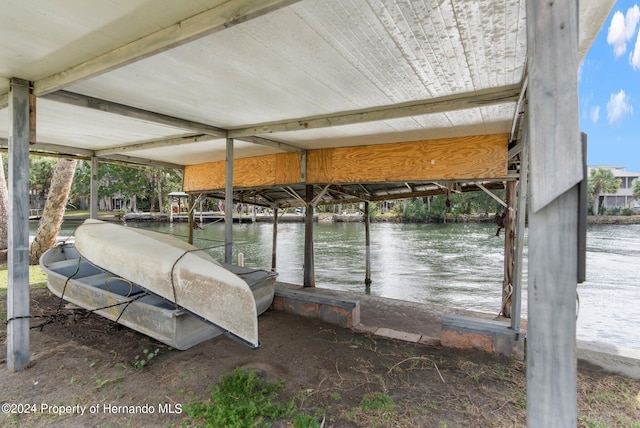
73, 219, 275, 348
40, 242, 276, 350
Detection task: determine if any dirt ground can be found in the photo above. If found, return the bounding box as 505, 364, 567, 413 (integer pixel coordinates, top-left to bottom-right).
1, 289, 639, 428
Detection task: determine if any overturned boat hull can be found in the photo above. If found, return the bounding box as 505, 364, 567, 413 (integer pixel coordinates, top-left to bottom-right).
40, 240, 276, 350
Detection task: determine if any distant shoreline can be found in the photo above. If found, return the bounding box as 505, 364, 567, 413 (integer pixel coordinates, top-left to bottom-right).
587, 215, 640, 225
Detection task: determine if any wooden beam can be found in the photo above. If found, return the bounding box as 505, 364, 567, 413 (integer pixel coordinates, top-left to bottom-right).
0, 140, 183, 170
235, 135, 304, 154
306, 134, 508, 184
96, 133, 215, 156
7, 78, 31, 372
42, 91, 226, 137
33, 1, 301, 96
526, 0, 580, 426
0, 140, 95, 157
42, 91, 304, 153
229, 85, 520, 137
100, 153, 183, 170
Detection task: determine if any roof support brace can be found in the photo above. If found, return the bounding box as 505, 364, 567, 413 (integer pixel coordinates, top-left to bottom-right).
6, 78, 31, 372
476, 182, 508, 209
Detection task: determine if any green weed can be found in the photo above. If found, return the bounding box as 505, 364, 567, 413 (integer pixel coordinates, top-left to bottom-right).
292, 413, 322, 428
184, 367, 296, 427
133, 348, 159, 370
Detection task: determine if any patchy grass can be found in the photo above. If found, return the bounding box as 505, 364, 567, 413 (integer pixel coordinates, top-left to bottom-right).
0, 263, 48, 294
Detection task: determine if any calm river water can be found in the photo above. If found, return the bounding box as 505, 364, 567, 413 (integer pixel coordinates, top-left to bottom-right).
47, 220, 639, 349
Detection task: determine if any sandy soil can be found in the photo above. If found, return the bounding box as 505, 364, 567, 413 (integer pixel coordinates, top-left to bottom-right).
1, 289, 639, 428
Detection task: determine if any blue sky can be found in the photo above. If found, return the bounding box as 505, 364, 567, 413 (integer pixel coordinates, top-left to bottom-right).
580, 0, 640, 172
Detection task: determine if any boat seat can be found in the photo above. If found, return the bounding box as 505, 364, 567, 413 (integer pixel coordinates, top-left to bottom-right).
47, 258, 102, 278
82, 272, 145, 297
138, 294, 183, 312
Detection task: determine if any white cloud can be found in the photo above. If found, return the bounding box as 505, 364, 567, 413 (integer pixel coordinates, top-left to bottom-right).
607, 90, 633, 124
607, 5, 640, 57
632, 31, 640, 70
590, 106, 600, 123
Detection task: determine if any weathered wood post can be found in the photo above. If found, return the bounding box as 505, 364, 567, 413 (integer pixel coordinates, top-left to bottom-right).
526, 1, 581, 426
271, 206, 278, 272
303, 185, 315, 287
187, 193, 195, 245
364, 201, 372, 292
501, 181, 516, 317
7, 78, 31, 372
511, 133, 529, 332
224, 137, 234, 264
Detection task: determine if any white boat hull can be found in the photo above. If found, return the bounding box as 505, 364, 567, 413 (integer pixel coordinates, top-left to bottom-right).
74, 219, 272, 348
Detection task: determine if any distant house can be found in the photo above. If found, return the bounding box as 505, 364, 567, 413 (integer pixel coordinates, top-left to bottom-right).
588, 166, 640, 212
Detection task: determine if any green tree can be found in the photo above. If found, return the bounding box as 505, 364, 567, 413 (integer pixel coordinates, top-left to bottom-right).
29, 156, 57, 208
588, 168, 621, 215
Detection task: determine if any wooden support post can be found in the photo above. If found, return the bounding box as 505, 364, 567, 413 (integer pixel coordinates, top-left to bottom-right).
90, 157, 99, 219
225, 138, 233, 264
7, 78, 31, 372
501, 181, 516, 318
528, 186, 578, 426
188, 193, 194, 245
364, 201, 372, 292
511, 133, 529, 332
526, 0, 580, 425
303, 185, 315, 287
271, 207, 278, 272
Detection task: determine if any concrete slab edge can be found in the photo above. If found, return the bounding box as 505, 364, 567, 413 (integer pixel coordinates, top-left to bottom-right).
577, 340, 640, 380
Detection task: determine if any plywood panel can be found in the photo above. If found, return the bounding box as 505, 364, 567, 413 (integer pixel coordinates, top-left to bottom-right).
307, 134, 508, 183
184, 134, 508, 191
184, 161, 226, 191
275, 152, 302, 184
184, 152, 303, 191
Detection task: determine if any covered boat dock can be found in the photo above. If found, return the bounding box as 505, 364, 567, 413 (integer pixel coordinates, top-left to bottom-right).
1, 1, 616, 425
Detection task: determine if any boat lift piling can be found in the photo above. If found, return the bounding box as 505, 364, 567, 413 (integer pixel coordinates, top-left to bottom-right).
303, 185, 315, 287
364, 201, 372, 293
271, 207, 279, 272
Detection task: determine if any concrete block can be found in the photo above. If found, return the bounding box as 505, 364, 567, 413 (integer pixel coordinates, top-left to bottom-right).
441, 314, 525, 359
375, 328, 421, 343
272, 287, 360, 328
